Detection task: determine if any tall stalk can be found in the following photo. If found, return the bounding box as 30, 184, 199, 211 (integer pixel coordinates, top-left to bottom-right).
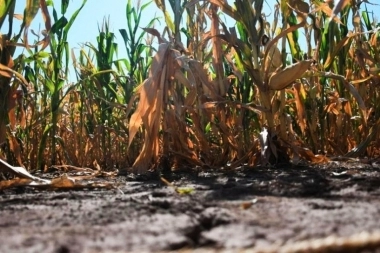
36, 0, 87, 170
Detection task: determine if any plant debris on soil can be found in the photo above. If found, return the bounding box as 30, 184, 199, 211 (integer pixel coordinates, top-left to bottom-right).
1, 161, 380, 253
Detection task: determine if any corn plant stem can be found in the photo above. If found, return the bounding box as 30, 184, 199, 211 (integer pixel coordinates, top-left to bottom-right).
79, 92, 85, 166
259, 90, 275, 131
50, 92, 60, 165
0, 79, 10, 142
173, 0, 182, 44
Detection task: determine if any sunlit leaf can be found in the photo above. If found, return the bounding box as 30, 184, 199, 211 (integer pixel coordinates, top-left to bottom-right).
268, 60, 313, 90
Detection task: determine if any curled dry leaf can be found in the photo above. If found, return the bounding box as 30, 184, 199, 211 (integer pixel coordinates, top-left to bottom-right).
289, 0, 310, 13
268, 60, 313, 90
51, 174, 76, 188
313, 1, 344, 25
0, 63, 29, 85
264, 45, 282, 72
142, 27, 167, 44
0, 159, 47, 182
331, 0, 350, 20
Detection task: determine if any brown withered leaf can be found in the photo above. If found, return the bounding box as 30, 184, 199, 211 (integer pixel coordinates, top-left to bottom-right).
289, 0, 310, 13
23, 0, 40, 49
262, 9, 307, 79
142, 27, 167, 44
345, 119, 380, 158
128, 43, 170, 148
0, 178, 34, 190
208, 0, 239, 23
0, 159, 47, 182
129, 43, 173, 173
7, 132, 24, 168
313, 2, 344, 25
264, 45, 282, 72
268, 60, 313, 90
293, 83, 306, 134
0, 63, 29, 85
51, 174, 76, 188
210, 4, 226, 96
39, 0, 51, 50
295, 147, 329, 163
331, 0, 350, 20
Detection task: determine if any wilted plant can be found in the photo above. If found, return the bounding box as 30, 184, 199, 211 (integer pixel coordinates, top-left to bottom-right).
0, 0, 44, 167
127, 0, 380, 173
33, 0, 87, 170
1, 0, 380, 175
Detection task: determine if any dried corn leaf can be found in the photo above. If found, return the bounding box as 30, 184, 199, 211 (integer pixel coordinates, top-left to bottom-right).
293, 83, 306, 134
210, 5, 226, 96
0, 63, 29, 85
264, 45, 282, 72
289, 0, 309, 13
295, 147, 329, 163
331, 0, 350, 20
128, 43, 170, 148
23, 0, 40, 48
313, 2, 343, 25
262, 9, 307, 78
208, 0, 239, 22
51, 174, 76, 188
142, 27, 167, 44
0, 159, 47, 182
268, 60, 312, 90
0, 178, 34, 190
7, 132, 24, 168
344, 82, 366, 122
345, 119, 380, 158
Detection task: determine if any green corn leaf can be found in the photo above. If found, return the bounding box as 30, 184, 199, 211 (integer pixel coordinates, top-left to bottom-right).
64, 41, 70, 75
0, 0, 15, 29
126, 0, 135, 41
141, 1, 152, 11
119, 29, 130, 44
45, 78, 55, 93
154, 0, 175, 32
56, 78, 65, 91
34, 51, 50, 60
52, 6, 58, 22
180, 28, 191, 40
63, 0, 87, 41
37, 123, 53, 170
24, 65, 35, 83
61, 0, 69, 15
51, 16, 68, 34
205, 122, 211, 133
362, 8, 372, 32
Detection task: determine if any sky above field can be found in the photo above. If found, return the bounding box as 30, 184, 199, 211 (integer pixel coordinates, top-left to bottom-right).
4, 0, 380, 61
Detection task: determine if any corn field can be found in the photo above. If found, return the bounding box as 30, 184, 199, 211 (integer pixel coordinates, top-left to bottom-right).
0, 0, 379, 174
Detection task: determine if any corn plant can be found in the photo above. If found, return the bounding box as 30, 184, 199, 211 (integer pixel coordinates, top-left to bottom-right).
1, 0, 380, 174
0, 0, 42, 167
126, 0, 380, 173
119, 0, 155, 88
30, 0, 87, 170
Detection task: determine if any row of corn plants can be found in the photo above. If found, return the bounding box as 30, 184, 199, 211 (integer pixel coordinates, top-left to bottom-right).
0, 0, 379, 174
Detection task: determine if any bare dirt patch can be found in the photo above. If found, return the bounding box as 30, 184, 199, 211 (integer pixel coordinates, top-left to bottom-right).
1, 161, 380, 253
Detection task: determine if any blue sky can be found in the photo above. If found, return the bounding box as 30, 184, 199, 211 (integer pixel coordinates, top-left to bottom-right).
8, 0, 162, 57
4, 0, 380, 60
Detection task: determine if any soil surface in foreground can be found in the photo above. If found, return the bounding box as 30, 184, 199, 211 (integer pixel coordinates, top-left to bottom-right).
1, 161, 380, 253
